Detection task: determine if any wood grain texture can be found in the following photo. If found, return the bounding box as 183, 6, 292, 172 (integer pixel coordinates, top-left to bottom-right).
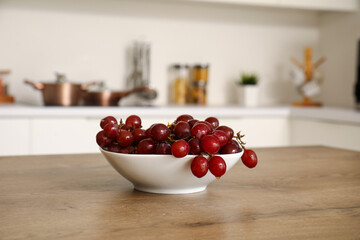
0, 146, 359, 240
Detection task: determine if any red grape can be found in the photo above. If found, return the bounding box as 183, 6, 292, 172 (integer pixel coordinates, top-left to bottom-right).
125, 115, 142, 129
103, 123, 119, 139
209, 156, 227, 177
96, 130, 111, 148
118, 148, 130, 154
188, 119, 199, 128
188, 137, 202, 155
220, 142, 241, 154
100, 116, 117, 129
121, 124, 131, 131
191, 123, 209, 139
205, 117, 219, 129
138, 138, 155, 154
195, 121, 213, 132
200, 135, 220, 154
155, 142, 171, 154
212, 130, 228, 147
230, 140, 241, 150
174, 121, 191, 139
241, 149, 258, 168
108, 143, 122, 153
116, 130, 134, 147
132, 128, 147, 143
171, 139, 190, 158
145, 124, 156, 138
191, 156, 209, 178
151, 123, 170, 142
176, 114, 193, 123
127, 146, 136, 154
216, 126, 234, 142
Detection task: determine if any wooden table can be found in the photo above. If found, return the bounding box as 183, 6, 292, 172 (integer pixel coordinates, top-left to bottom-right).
1, 146, 359, 240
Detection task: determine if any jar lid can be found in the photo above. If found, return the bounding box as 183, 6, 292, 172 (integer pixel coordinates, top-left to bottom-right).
193, 64, 209, 69
173, 64, 189, 69
192, 81, 207, 87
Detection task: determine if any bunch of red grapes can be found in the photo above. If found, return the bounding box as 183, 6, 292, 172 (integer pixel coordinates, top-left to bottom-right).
96, 114, 258, 178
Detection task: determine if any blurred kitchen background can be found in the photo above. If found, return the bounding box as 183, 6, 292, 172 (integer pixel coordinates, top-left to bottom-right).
1, 0, 360, 155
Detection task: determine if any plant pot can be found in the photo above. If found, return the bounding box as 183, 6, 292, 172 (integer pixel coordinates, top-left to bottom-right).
237, 85, 259, 107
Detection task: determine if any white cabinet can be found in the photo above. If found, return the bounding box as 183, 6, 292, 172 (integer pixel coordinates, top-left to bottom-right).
279, 0, 358, 11
0, 117, 103, 156
185, 0, 358, 11
220, 117, 290, 148
290, 119, 360, 151
0, 119, 31, 156
186, 0, 280, 7
30, 118, 100, 155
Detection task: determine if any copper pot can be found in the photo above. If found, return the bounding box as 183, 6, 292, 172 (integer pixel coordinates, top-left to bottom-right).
82, 86, 157, 106
24, 76, 95, 106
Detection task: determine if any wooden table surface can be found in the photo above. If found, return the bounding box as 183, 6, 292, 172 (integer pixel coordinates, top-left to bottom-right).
1, 146, 359, 240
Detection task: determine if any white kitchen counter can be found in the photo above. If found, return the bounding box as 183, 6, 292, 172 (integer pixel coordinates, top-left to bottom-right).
0, 104, 359, 124
1, 104, 359, 155
290, 107, 360, 125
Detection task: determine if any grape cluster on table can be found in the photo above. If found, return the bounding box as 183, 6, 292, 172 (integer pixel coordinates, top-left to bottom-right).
96, 114, 258, 178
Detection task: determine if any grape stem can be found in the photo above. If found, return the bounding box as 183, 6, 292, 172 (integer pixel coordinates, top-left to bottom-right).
206, 153, 214, 158
167, 135, 176, 143
118, 119, 124, 131
235, 131, 246, 150
167, 122, 192, 142
119, 118, 135, 131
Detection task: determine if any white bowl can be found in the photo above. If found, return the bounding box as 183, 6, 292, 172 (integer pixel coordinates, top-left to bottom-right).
100, 148, 243, 194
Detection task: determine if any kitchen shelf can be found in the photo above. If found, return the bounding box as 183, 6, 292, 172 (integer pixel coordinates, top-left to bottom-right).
183, 0, 358, 12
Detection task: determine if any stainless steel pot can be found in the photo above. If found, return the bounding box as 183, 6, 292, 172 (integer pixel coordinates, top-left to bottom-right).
24, 73, 95, 106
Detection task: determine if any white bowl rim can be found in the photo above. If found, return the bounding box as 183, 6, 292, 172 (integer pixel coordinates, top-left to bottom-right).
99, 147, 243, 158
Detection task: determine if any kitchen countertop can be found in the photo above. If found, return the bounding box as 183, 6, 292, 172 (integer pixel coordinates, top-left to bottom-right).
0, 104, 360, 124
1, 146, 359, 239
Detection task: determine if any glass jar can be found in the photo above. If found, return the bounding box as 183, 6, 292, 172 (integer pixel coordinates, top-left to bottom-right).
172, 64, 189, 105
191, 64, 209, 105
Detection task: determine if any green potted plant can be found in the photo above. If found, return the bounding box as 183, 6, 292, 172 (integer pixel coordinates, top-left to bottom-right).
236, 73, 259, 107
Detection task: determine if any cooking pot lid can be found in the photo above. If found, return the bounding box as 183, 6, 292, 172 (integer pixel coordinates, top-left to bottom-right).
40, 73, 82, 85
87, 81, 109, 92
55, 73, 67, 83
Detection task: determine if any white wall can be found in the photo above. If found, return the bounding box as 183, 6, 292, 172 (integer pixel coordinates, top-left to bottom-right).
0, 0, 319, 106
319, 8, 360, 108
